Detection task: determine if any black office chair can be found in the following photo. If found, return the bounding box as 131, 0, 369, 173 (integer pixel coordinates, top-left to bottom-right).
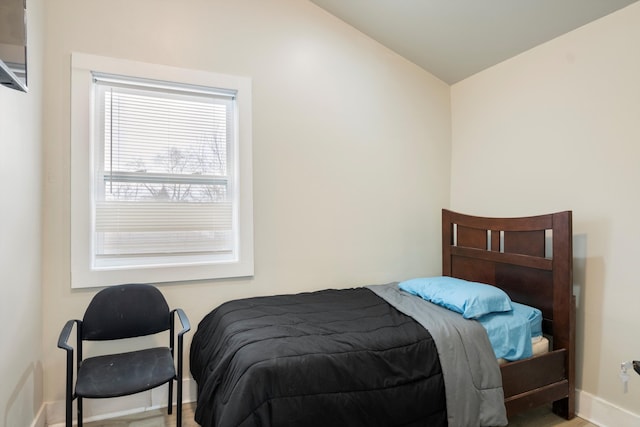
57, 283, 190, 427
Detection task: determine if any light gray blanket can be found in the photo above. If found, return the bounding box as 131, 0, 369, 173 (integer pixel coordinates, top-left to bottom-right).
367, 283, 508, 427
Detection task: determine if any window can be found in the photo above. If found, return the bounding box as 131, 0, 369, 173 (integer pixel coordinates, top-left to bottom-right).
71, 54, 253, 288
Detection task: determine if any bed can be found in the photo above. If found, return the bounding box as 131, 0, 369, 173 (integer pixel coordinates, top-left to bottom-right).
190, 209, 575, 426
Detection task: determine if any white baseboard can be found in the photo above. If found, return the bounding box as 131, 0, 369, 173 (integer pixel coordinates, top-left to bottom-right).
43, 383, 640, 427
30, 404, 46, 427
45, 378, 196, 427
577, 389, 640, 427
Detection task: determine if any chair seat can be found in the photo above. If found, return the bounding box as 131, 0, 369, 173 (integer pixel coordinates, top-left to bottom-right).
75, 347, 176, 398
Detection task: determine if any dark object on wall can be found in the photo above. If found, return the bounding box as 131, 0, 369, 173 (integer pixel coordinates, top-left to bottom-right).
57, 283, 190, 427
0, 0, 28, 92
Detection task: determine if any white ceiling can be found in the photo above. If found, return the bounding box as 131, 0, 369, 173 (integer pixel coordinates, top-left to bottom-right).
309, 0, 639, 84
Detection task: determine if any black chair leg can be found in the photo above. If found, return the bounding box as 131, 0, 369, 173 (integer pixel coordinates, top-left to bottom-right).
177, 377, 183, 427
65, 393, 72, 427
168, 380, 174, 415
77, 397, 83, 427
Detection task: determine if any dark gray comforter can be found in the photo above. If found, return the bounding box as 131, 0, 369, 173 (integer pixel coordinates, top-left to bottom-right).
190, 287, 446, 426
190, 284, 507, 427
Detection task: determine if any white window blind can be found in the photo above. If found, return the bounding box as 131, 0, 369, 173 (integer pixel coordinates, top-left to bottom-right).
92, 73, 238, 268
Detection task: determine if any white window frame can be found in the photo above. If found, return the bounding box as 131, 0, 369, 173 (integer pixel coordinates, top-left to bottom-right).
71, 53, 253, 288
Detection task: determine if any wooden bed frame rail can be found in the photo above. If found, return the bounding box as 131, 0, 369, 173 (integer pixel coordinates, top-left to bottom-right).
442, 209, 575, 419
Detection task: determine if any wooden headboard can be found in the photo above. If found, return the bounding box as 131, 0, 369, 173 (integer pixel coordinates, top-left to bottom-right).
442, 209, 575, 418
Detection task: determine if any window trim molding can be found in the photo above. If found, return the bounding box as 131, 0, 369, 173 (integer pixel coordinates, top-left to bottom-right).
70, 53, 253, 288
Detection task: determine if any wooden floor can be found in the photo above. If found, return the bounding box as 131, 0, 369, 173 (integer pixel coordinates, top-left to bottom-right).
80, 402, 198, 427
506, 406, 597, 427
78, 402, 598, 427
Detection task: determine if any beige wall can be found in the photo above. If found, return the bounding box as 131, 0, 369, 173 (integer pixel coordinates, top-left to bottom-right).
0, 0, 43, 425
41, 0, 451, 415
36, 0, 640, 424
451, 2, 640, 420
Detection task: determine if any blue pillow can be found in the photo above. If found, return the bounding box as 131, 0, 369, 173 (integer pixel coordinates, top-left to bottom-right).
398, 276, 512, 319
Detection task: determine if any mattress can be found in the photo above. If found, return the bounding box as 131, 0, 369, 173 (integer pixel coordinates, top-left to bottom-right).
497, 336, 549, 365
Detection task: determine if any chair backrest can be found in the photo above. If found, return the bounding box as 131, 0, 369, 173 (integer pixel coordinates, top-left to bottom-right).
82, 283, 171, 341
